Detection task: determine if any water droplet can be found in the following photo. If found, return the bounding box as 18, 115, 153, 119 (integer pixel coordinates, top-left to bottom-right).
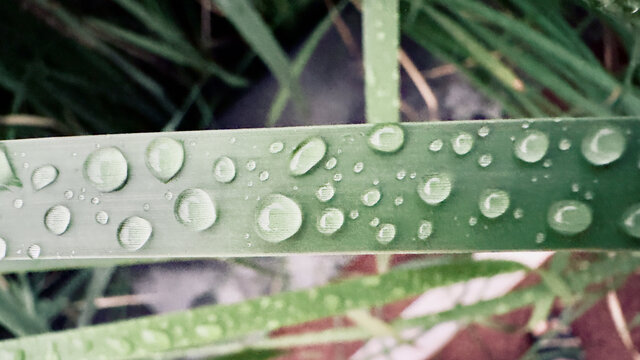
543, 159, 553, 168
409, 172, 416, 179
325, 157, 337, 170
255, 194, 302, 243
451, 132, 474, 155
117, 216, 152, 251
174, 189, 217, 231
429, 139, 443, 152
64, 190, 73, 200
479, 189, 510, 218
417, 220, 433, 239
361, 188, 381, 207
316, 183, 335, 202
0, 238, 6, 260
246, 160, 256, 171
144, 137, 184, 183
417, 173, 452, 205
213, 156, 236, 183
106, 337, 133, 355
581, 125, 626, 165
91, 197, 100, 205
13, 199, 22, 209
559, 138, 571, 151
269, 141, 284, 154
289, 137, 327, 176
316, 208, 345, 235
394, 196, 404, 206
376, 224, 396, 244
143, 203, 150, 211
164, 191, 174, 200
27, 244, 40, 259
349, 210, 359, 219
469, 217, 478, 226
514, 130, 549, 163
367, 123, 405, 153
353, 162, 364, 173
584, 191, 594, 200
195, 324, 223, 340
78, 194, 85, 201
547, 200, 592, 235
477, 126, 490, 138
83, 147, 128, 192
396, 170, 406, 180
535, 232, 546, 244
369, 217, 380, 227
140, 329, 171, 350
31, 165, 58, 191
513, 208, 524, 219
333, 173, 343, 182
478, 154, 493, 167
45, 205, 71, 235
571, 183, 580, 192
531, 176, 538, 183
621, 203, 640, 238
259, 171, 269, 182
95, 211, 109, 225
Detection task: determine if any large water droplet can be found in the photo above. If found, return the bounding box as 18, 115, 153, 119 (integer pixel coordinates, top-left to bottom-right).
376, 224, 396, 244
117, 216, 152, 251
0, 147, 20, 189
255, 194, 302, 243
316, 208, 345, 235
44, 205, 71, 235
31, 165, 58, 191
621, 203, 640, 238
83, 147, 128, 192
417, 220, 433, 240
581, 125, 626, 165
361, 188, 381, 207
316, 183, 335, 202
174, 189, 217, 231
289, 137, 327, 176
0, 237, 6, 260
213, 156, 236, 183
451, 132, 473, 155
514, 130, 549, 163
367, 124, 404, 153
417, 173, 452, 205
479, 189, 510, 218
27, 244, 40, 259
145, 137, 184, 183
95, 211, 109, 225
547, 200, 592, 235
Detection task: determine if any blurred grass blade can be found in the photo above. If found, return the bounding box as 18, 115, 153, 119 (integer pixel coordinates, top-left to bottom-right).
0, 287, 48, 336
77, 266, 116, 327
363, 0, 400, 124
0, 260, 524, 359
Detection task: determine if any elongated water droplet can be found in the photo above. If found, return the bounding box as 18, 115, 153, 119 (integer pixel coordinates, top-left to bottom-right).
349, 210, 359, 219
289, 137, 327, 176
478, 126, 490, 138
547, 200, 592, 235
451, 132, 474, 155
213, 156, 236, 183
31, 165, 58, 191
429, 139, 443, 152
417, 173, 452, 205
559, 138, 571, 151
255, 194, 302, 243
417, 220, 433, 240
269, 141, 284, 154
145, 137, 184, 183
0, 238, 6, 260
479, 189, 510, 218
64, 190, 73, 200
117, 216, 152, 251
361, 188, 381, 207
621, 203, 640, 238
259, 171, 269, 181
174, 189, 217, 231
95, 211, 109, 225
316, 208, 344, 235
581, 125, 626, 165
478, 154, 493, 167
27, 244, 40, 259
44, 205, 71, 235
514, 130, 549, 163
316, 183, 335, 202
353, 162, 364, 173
369, 217, 380, 227
376, 224, 396, 244
325, 157, 337, 170
83, 147, 128, 192
367, 124, 404, 153
0, 147, 21, 189
140, 329, 171, 350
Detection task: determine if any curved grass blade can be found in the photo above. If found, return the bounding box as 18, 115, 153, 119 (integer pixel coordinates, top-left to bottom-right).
0, 259, 524, 359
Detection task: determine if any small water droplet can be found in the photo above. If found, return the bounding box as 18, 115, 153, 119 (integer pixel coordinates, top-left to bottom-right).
229, 137, 236, 144
376, 224, 396, 244
289, 137, 327, 176
117, 216, 152, 251
246, 160, 256, 171
584, 191, 594, 200
417, 173, 452, 205
27, 244, 40, 259
543, 159, 553, 168
535, 232, 546, 244
367, 123, 405, 153
195, 324, 223, 340
409, 172, 416, 179
417, 220, 433, 239
581, 125, 626, 165
571, 183, 580, 192
45, 205, 71, 235
353, 162, 364, 173
451, 132, 474, 155
64, 190, 73, 200
213, 156, 236, 183
559, 138, 572, 151
373, 178, 380, 185
468, 216, 478, 226
479, 189, 510, 218
349, 210, 359, 219
394, 196, 404, 206
174, 189, 217, 231
140, 329, 171, 350
316, 183, 335, 202
429, 139, 443, 152
547, 200, 592, 235
316, 208, 345, 235
325, 157, 338, 170
361, 188, 381, 207
106, 337, 133, 355
164, 191, 174, 200
95, 211, 109, 225
83, 147, 128, 192
255, 194, 302, 243
621, 203, 640, 238
259, 171, 270, 182
369, 217, 380, 227
478, 154, 493, 167
0, 238, 6, 260
31, 165, 58, 191
145, 137, 184, 183
333, 173, 343, 182
396, 170, 406, 180
531, 176, 538, 183
143, 203, 150, 211
269, 141, 284, 154
91, 197, 100, 205
477, 126, 490, 138
514, 130, 549, 163
513, 208, 524, 219
13, 199, 22, 209
78, 194, 85, 201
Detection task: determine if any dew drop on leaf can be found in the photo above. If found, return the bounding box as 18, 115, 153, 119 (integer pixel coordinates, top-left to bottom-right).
581, 125, 626, 166
255, 194, 302, 243
429, 139, 443, 152
44, 205, 71, 235
246, 160, 256, 171
369, 217, 380, 227
117, 216, 152, 251
547, 200, 592, 235
535, 232, 546, 244
558, 138, 571, 151
353, 162, 364, 173
479, 189, 510, 219
478, 154, 493, 167
316, 208, 345, 235
145, 137, 184, 183
259, 171, 269, 182
289, 137, 327, 176
451, 132, 473, 155
195, 324, 223, 340
174, 189, 217, 231
31, 165, 58, 191
95, 211, 109, 225
417, 173, 452, 205
349, 210, 359, 219
316, 183, 335, 202
269, 141, 284, 154
13, 199, 22, 209
376, 223, 396, 244
361, 188, 381, 207
27, 244, 41, 259
213, 156, 236, 183
477, 126, 490, 138
514, 130, 549, 163
367, 123, 404, 153
64, 190, 73, 200
83, 147, 128, 192
417, 220, 433, 240
621, 203, 640, 238
325, 157, 338, 170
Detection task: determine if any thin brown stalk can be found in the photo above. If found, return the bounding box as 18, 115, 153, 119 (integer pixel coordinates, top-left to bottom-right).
399, 49, 439, 121
607, 291, 640, 360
